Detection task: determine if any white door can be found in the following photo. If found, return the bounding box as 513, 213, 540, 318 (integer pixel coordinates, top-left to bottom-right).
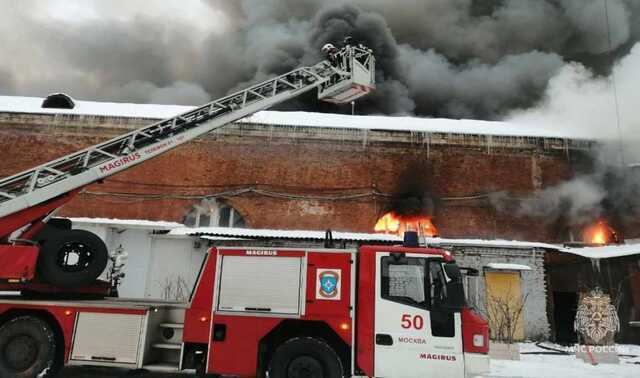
71, 312, 144, 366
374, 253, 464, 378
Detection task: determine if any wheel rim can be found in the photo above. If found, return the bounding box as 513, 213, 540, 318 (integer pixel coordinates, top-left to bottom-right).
3, 334, 39, 372
287, 355, 324, 378
56, 241, 94, 273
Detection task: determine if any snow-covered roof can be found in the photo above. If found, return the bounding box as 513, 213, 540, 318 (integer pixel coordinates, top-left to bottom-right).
425, 237, 559, 250
174, 227, 640, 260
0, 95, 594, 140
560, 243, 640, 260
61, 216, 640, 259
169, 226, 403, 242
61, 217, 640, 259
0, 95, 193, 119
69, 217, 183, 230
485, 263, 532, 271
170, 226, 543, 247
241, 111, 591, 140
170, 226, 557, 245
169, 227, 546, 249
430, 237, 640, 259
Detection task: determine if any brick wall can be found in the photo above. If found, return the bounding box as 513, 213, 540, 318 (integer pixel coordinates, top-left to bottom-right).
0, 112, 595, 242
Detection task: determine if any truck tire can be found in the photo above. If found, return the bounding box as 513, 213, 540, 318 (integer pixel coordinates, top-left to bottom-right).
268, 337, 343, 378
37, 229, 108, 287
0, 316, 58, 378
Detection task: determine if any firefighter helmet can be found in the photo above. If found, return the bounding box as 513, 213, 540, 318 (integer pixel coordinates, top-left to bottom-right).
321, 43, 336, 54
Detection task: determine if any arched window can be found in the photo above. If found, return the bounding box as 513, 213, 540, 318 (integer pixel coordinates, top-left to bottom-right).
184, 199, 246, 228
41, 93, 75, 109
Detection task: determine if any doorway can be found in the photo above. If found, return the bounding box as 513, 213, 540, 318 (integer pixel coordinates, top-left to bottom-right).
552, 291, 578, 344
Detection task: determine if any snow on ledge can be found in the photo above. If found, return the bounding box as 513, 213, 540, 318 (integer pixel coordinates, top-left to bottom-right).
485, 263, 532, 271
68, 217, 183, 230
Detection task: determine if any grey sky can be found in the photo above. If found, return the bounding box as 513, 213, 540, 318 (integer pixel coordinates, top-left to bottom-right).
0, 0, 637, 121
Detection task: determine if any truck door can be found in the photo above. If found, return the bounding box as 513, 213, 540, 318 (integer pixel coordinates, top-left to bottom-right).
374, 253, 464, 378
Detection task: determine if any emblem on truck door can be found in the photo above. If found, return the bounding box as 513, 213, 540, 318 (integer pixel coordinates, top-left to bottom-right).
316, 269, 341, 300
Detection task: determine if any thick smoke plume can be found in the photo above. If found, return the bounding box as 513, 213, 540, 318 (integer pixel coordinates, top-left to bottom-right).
2, 1, 640, 236
0, 0, 638, 119
497, 35, 640, 234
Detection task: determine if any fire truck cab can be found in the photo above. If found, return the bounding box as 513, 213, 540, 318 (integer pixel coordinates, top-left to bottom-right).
0, 239, 489, 378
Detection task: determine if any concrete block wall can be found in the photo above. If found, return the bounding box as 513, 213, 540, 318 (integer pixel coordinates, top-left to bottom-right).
452, 246, 550, 340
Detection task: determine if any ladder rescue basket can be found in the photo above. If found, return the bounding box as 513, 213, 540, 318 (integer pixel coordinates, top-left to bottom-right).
318, 45, 376, 104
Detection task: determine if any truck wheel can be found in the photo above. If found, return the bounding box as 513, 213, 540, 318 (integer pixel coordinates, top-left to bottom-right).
37, 229, 108, 287
268, 337, 343, 378
0, 316, 58, 378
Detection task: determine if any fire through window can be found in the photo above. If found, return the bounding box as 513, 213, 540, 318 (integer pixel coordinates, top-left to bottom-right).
374, 212, 439, 237
582, 220, 620, 245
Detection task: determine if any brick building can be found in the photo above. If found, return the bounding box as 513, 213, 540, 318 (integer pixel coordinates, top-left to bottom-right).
5, 95, 639, 344
0, 94, 597, 242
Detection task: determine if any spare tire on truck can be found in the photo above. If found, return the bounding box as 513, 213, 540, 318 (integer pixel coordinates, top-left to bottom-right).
37, 229, 108, 287
0, 316, 58, 378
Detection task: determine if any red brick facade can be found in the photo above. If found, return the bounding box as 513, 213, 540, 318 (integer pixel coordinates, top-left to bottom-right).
0, 112, 596, 242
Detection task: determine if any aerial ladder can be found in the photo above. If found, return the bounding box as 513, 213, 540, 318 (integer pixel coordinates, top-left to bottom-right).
0, 42, 375, 291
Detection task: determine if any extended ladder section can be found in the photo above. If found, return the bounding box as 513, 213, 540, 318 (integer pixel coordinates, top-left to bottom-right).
0, 45, 375, 220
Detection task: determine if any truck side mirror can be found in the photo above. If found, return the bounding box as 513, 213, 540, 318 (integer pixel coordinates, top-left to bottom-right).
443, 281, 465, 311
458, 266, 479, 277
442, 263, 465, 311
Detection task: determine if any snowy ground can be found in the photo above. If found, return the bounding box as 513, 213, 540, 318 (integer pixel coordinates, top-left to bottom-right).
483, 343, 640, 378
62, 343, 640, 377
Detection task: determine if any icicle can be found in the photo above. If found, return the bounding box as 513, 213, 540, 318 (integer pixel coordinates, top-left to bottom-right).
590, 258, 601, 275
361, 129, 368, 149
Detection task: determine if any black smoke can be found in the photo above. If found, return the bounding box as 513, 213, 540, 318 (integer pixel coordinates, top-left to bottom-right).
1, 0, 638, 119
383, 160, 437, 217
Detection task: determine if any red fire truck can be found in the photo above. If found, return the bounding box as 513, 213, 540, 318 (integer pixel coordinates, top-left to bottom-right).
0, 240, 489, 377
0, 40, 489, 377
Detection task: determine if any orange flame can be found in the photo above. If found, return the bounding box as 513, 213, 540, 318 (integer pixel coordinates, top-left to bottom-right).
374, 212, 438, 237
582, 220, 618, 245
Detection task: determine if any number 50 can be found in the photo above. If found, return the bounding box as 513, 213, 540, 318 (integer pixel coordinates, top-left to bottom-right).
401, 314, 424, 330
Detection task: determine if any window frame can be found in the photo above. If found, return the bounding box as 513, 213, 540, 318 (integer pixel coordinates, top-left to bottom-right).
183, 200, 246, 228
380, 255, 448, 311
